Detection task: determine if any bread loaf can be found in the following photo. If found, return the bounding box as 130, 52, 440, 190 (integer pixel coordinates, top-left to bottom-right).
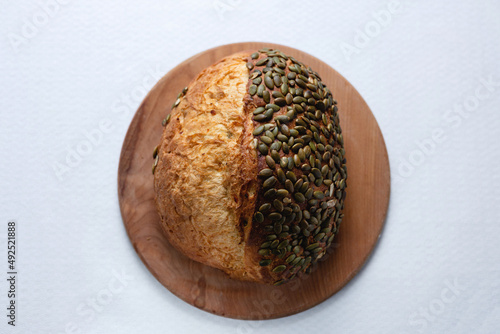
153, 48, 347, 285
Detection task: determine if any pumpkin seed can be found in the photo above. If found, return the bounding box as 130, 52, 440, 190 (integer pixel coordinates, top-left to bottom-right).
253, 107, 265, 116
305, 188, 314, 200
258, 169, 273, 178
263, 176, 277, 188
311, 168, 321, 178
280, 157, 288, 169
291, 257, 302, 266
273, 191, 288, 201
280, 124, 290, 136
253, 77, 262, 85
265, 155, 276, 168
277, 240, 289, 250
281, 143, 289, 154
273, 199, 284, 212
282, 207, 293, 217
261, 136, 273, 145
264, 188, 277, 200
294, 193, 306, 203
315, 233, 326, 241
254, 114, 268, 122
275, 97, 286, 107
263, 90, 271, 103
293, 96, 306, 104
270, 141, 282, 151
259, 259, 271, 266
269, 212, 282, 221
280, 82, 289, 95
277, 134, 288, 142
273, 265, 287, 273
276, 168, 286, 183
254, 212, 264, 223
259, 203, 271, 212
263, 108, 274, 119
264, 76, 274, 89
273, 75, 282, 86
272, 91, 284, 98
271, 150, 280, 162
293, 154, 301, 167
266, 103, 280, 111
306, 243, 319, 251
296, 78, 307, 89
286, 171, 297, 183
275, 115, 290, 123
258, 249, 270, 256
257, 84, 265, 96
314, 191, 325, 199
256, 58, 268, 66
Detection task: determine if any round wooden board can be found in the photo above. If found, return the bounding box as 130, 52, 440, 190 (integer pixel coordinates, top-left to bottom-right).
118, 42, 390, 320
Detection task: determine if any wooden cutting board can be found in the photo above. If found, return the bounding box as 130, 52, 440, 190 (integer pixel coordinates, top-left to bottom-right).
118, 42, 391, 320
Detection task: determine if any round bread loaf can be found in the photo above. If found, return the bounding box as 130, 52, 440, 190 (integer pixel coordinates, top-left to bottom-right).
153, 48, 347, 285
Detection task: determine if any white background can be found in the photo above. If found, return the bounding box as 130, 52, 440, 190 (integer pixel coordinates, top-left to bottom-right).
1, 1, 499, 333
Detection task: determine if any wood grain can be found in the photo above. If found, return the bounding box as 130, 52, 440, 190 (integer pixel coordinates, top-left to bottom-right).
118, 42, 391, 320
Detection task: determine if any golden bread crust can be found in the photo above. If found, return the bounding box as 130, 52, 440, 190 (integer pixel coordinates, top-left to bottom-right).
154, 52, 264, 281
154, 49, 347, 285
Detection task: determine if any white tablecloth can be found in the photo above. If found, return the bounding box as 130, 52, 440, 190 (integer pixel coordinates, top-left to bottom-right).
1, 1, 499, 333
